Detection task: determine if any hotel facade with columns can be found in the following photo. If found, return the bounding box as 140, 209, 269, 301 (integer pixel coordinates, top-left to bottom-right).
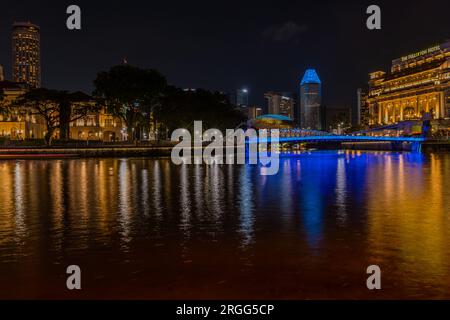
367, 41, 450, 125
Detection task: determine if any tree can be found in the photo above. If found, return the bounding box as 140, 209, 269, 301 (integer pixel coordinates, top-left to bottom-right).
16, 88, 98, 146
59, 91, 93, 141
155, 87, 247, 135
329, 111, 351, 131
93, 64, 167, 141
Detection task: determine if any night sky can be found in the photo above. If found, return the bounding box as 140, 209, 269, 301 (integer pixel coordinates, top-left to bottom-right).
1, 0, 449, 109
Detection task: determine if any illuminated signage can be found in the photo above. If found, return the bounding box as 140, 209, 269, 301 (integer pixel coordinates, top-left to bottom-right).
401, 45, 441, 62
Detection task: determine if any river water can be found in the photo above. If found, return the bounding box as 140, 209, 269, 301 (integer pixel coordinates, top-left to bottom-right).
0, 150, 449, 299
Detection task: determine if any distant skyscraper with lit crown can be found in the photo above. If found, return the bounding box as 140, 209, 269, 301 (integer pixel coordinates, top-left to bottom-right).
300, 69, 322, 130
236, 88, 249, 107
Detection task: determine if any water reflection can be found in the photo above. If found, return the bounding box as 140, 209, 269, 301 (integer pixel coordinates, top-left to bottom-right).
239, 165, 255, 247
0, 151, 449, 299
13, 162, 26, 242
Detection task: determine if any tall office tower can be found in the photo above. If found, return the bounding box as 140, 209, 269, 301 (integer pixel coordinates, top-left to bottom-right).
247, 105, 263, 119
0, 64, 4, 81
300, 69, 322, 130
264, 91, 295, 119
236, 88, 249, 107
12, 22, 41, 88
356, 88, 369, 127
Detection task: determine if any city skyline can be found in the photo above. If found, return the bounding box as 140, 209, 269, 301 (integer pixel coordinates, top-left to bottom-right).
1, 0, 449, 109
1, 1, 450, 305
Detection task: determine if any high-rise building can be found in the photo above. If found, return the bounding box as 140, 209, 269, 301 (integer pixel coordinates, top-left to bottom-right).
247, 105, 263, 119
236, 88, 249, 107
12, 22, 41, 88
367, 41, 450, 125
264, 91, 295, 119
300, 69, 322, 130
355, 88, 369, 127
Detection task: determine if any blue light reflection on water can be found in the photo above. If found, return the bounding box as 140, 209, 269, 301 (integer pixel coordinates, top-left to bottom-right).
252, 150, 428, 250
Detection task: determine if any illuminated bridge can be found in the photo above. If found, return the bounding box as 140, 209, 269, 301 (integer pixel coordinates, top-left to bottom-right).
250, 129, 426, 152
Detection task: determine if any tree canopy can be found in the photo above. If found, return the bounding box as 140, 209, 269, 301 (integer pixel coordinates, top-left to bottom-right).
93, 64, 167, 141
155, 87, 247, 134
16, 88, 97, 145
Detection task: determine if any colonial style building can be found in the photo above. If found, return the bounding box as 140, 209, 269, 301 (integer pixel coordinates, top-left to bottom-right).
0, 81, 126, 141
69, 107, 126, 142
368, 41, 450, 125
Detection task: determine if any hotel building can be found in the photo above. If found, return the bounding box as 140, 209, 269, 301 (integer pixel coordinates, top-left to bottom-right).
12, 22, 41, 88
368, 41, 450, 125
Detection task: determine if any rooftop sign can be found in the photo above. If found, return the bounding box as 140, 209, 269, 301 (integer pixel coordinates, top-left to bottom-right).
400, 45, 441, 62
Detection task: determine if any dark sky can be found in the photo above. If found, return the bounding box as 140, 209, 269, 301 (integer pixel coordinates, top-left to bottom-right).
1, 0, 449, 108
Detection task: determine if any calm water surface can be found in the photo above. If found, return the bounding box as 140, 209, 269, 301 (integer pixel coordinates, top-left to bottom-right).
0, 151, 449, 299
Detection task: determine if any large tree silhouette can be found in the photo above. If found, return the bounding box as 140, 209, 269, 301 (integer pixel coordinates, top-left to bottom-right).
17, 88, 97, 146
93, 64, 167, 141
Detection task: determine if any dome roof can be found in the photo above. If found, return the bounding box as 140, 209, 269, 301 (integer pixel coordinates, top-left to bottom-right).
255, 114, 293, 121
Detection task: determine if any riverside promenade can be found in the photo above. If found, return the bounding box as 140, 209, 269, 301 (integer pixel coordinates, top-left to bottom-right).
0, 142, 175, 159
0, 140, 449, 159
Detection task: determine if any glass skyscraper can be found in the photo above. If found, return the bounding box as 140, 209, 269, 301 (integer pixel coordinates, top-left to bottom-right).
300, 69, 322, 130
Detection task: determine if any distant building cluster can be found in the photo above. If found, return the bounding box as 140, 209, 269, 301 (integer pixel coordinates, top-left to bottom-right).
0, 22, 127, 141
2, 18, 449, 139
241, 68, 324, 131
243, 41, 450, 132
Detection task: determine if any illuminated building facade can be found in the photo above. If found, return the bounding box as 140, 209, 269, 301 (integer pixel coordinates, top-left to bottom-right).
0, 82, 126, 141
68, 107, 126, 141
12, 22, 41, 88
264, 91, 295, 119
300, 69, 322, 130
0, 81, 37, 139
368, 41, 450, 125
